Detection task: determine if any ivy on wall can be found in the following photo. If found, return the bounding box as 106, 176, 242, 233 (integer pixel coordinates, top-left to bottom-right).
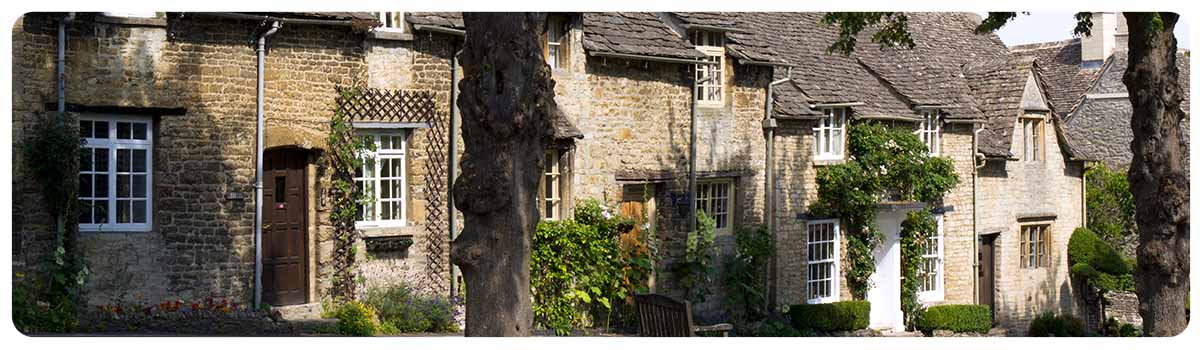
325, 88, 374, 300
899, 209, 936, 329
810, 122, 958, 318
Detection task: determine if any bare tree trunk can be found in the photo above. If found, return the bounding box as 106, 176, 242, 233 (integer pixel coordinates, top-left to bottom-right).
1123, 12, 1190, 337
451, 13, 556, 337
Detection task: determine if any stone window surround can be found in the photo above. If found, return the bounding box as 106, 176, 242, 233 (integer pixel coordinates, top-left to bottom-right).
695, 178, 735, 235
78, 114, 154, 233
917, 213, 945, 303
1019, 222, 1052, 269
813, 107, 848, 161
1021, 114, 1047, 162
354, 129, 409, 229
806, 218, 841, 304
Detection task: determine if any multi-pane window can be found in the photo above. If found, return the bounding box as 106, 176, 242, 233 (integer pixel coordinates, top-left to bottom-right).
695, 179, 733, 233
545, 16, 568, 69
1020, 224, 1051, 269
917, 215, 945, 300
814, 107, 848, 160
807, 219, 840, 303
79, 115, 153, 232
692, 31, 725, 104
918, 109, 941, 156
1022, 117, 1044, 161
355, 131, 408, 227
374, 12, 405, 32
543, 150, 563, 220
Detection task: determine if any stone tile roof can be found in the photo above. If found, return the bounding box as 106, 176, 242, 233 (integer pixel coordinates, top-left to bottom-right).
406, 12, 464, 29
581, 12, 705, 60
772, 80, 818, 118
1010, 39, 1102, 117
963, 57, 1037, 157
670, 12, 738, 31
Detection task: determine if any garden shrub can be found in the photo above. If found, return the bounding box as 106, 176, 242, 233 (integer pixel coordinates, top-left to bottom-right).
332, 300, 380, 336
915, 304, 992, 334
531, 199, 632, 335
786, 301, 871, 332
1069, 227, 1133, 292
1102, 317, 1141, 337
675, 211, 717, 303
1028, 313, 1085, 337
725, 225, 772, 323
363, 284, 459, 333
1085, 163, 1137, 256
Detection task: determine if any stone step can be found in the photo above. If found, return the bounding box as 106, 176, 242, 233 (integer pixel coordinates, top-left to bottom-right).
270, 303, 325, 321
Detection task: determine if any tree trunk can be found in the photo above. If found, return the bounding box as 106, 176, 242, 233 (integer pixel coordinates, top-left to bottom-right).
1123, 12, 1190, 337
451, 13, 556, 337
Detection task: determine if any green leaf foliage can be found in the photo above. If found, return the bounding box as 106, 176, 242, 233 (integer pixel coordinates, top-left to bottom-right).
363, 284, 460, 334
820, 12, 915, 56
531, 199, 634, 335
1084, 163, 1137, 257
899, 209, 937, 329
1028, 313, 1086, 337
675, 210, 717, 304
1068, 227, 1134, 292
786, 301, 871, 332
326, 88, 374, 299
915, 304, 993, 334
725, 225, 772, 324
333, 300, 381, 336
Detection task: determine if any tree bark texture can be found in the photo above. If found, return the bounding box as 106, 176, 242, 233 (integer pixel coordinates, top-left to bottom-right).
451, 13, 556, 337
1123, 12, 1190, 337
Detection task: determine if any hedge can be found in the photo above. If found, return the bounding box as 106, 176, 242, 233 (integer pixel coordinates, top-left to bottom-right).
915, 304, 992, 334
786, 301, 870, 332
1028, 313, 1085, 337
1068, 227, 1129, 276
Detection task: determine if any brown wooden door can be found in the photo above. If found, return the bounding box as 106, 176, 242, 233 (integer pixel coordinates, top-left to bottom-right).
263, 149, 309, 306
979, 234, 997, 316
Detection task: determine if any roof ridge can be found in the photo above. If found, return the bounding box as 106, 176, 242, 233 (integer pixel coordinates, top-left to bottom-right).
1009, 38, 1080, 52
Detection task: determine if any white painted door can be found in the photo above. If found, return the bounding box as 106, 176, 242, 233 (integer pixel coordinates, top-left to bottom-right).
868, 209, 907, 330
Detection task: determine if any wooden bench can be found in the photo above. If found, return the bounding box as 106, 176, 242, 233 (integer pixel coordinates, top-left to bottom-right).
633, 294, 733, 337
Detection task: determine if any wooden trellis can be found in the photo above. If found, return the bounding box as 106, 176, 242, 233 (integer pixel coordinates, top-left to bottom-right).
335, 86, 449, 294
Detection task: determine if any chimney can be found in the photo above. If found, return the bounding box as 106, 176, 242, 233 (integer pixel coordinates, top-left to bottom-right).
1081, 12, 1122, 68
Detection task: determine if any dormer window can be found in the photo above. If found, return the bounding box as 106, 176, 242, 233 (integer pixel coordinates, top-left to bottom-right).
918, 109, 941, 156
691, 31, 725, 105
814, 107, 848, 160
374, 12, 406, 33
1022, 114, 1046, 162
544, 15, 570, 69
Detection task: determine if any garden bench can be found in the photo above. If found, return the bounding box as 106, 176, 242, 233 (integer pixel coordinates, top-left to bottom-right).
633, 294, 733, 337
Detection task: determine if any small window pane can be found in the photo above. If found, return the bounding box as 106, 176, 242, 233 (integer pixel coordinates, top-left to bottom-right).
80, 148, 93, 172
117, 200, 131, 223
117, 175, 131, 197
80, 174, 93, 197
94, 121, 109, 139
95, 174, 109, 197
274, 176, 286, 203
132, 200, 146, 223
95, 148, 109, 171
132, 174, 146, 198
79, 201, 93, 224
132, 123, 147, 140
118, 122, 132, 139
133, 149, 147, 172
117, 149, 131, 172
80, 120, 93, 138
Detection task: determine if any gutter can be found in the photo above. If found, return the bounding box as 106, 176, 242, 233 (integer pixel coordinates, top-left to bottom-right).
411, 24, 466, 36
254, 21, 282, 309
737, 58, 795, 68
590, 51, 712, 66
763, 67, 792, 312
199, 12, 360, 27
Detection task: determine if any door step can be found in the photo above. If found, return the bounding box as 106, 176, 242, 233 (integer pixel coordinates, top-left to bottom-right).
270, 303, 324, 321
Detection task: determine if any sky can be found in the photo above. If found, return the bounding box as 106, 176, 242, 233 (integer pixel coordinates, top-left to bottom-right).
981, 12, 1192, 50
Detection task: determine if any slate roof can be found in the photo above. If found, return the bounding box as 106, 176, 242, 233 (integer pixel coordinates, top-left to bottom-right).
670, 12, 739, 31
963, 57, 1039, 157
581, 12, 705, 60
1010, 39, 1102, 117
406, 12, 463, 29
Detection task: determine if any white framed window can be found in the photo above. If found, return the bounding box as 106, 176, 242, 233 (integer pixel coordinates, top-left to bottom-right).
79, 115, 153, 232
918, 109, 941, 156
695, 179, 733, 234
354, 130, 408, 228
374, 12, 406, 33
917, 214, 945, 302
813, 107, 848, 160
545, 16, 568, 69
542, 149, 563, 220
692, 31, 725, 105
806, 219, 840, 303
1022, 116, 1045, 161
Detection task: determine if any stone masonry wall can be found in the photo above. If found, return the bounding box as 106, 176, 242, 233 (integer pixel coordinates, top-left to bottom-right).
11, 14, 367, 306
977, 115, 1085, 334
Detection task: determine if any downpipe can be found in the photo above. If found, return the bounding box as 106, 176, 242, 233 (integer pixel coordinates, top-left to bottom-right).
762, 68, 791, 312
55, 12, 75, 243
448, 41, 461, 300
254, 21, 281, 309
971, 123, 984, 304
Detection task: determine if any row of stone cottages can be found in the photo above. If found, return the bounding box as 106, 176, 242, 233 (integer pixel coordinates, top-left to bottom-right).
10, 11, 1145, 333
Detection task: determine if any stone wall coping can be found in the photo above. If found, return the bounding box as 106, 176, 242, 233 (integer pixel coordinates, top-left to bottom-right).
367, 30, 415, 42
95, 14, 169, 28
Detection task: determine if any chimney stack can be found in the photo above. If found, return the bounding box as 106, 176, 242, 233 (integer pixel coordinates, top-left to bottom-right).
1081, 12, 1123, 68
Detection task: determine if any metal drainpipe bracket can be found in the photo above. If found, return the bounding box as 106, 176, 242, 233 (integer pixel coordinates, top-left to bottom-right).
762, 118, 777, 129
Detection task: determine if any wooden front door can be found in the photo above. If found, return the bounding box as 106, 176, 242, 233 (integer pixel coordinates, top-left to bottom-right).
263, 149, 309, 306
979, 234, 997, 316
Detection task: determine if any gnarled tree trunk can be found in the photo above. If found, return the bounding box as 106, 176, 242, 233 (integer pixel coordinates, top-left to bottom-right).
451, 13, 556, 336
1123, 12, 1189, 337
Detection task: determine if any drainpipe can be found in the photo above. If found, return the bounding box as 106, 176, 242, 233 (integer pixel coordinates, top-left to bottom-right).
254, 21, 281, 309
763, 67, 791, 312
448, 41, 461, 300
54, 12, 74, 243
688, 71, 699, 234
971, 123, 984, 304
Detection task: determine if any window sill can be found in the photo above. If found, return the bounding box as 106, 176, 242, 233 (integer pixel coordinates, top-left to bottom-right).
79, 225, 153, 234
358, 224, 419, 237
812, 158, 846, 167
695, 101, 725, 109
806, 296, 839, 304
368, 30, 414, 41
95, 15, 168, 28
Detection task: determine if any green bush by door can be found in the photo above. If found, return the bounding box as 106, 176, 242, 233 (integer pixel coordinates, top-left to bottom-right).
915, 304, 992, 334
786, 301, 870, 332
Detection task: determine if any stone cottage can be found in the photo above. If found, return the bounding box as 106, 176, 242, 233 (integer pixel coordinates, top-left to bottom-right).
12, 11, 1092, 334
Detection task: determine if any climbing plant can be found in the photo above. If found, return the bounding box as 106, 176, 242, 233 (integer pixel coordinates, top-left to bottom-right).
17, 112, 90, 332
810, 122, 958, 302
326, 88, 374, 300
899, 209, 937, 329
674, 211, 717, 303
